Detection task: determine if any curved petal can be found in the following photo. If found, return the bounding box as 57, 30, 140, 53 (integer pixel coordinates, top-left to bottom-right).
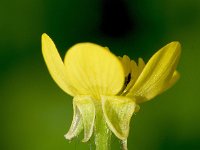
74, 96, 95, 142
64, 100, 83, 140
101, 96, 136, 140
122, 60, 139, 94
120, 55, 131, 77
65, 95, 95, 142
41, 33, 77, 96
120, 57, 145, 95
64, 43, 125, 99
138, 58, 145, 74
163, 70, 180, 91
127, 42, 181, 103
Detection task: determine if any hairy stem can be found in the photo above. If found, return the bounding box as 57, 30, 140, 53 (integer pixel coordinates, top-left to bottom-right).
94, 103, 111, 150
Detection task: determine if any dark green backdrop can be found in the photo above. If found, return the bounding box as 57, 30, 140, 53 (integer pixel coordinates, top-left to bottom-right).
1, 0, 200, 149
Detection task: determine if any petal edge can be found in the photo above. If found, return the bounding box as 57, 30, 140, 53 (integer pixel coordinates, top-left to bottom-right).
42, 33, 76, 96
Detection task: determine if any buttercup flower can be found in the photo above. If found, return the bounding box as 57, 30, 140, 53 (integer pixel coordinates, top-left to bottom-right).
42, 33, 181, 150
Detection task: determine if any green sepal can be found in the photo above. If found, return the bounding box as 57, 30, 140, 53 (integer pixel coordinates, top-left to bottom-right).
101, 96, 136, 140
74, 95, 95, 142
65, 95, 96, 142
64, 98, 83, 140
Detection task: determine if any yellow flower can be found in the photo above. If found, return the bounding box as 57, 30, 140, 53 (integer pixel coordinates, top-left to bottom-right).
42, 33, 181, 149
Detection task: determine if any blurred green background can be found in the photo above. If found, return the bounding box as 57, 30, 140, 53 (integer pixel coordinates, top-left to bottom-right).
1, 0, 200, 149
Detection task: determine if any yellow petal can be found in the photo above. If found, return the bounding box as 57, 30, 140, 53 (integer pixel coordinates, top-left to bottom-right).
138, 58, 145, 74
121, 55, 131, 77
127, 42, 181, 103
64, 43, 125, 99
127, 58, 145, 90
122, 60, 138, 94
163, 70, 180, 91
102, 96, 136, 140
41, 33, 77, 96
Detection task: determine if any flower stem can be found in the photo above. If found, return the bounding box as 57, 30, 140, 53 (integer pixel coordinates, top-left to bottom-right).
122, 140, 128, 150
94, 103, 111, 150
